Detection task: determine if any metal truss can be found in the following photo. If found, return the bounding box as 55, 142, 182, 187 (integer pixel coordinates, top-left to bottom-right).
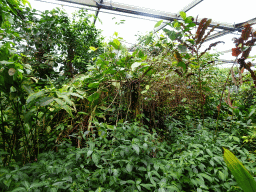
57, 0, 256, 53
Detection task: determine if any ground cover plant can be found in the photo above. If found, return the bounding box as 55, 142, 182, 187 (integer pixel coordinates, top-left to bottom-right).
1, 1, 256, 191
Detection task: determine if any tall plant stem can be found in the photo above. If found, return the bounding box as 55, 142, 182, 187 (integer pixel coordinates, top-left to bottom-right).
13, 101, 30, 163
214, 60, 237, 141
196, 49, 204, 126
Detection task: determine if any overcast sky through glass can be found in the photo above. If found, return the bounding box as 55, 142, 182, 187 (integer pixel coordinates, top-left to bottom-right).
28, 0, 256, 68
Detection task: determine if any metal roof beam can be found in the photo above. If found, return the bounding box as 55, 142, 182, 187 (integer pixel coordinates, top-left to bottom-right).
204, 30, 232, 42
56, 0, 97, 7
205, 17, 256, 42
217, 59, 256, 66
95, 0, 178, 20
93, 0, 103, 24
234, 17, 256, 28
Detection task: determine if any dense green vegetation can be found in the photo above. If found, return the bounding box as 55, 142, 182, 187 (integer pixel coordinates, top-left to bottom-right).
1, 1, 256, 191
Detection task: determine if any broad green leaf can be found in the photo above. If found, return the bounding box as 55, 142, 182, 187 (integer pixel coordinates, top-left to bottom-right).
62, 176, 72, 183
165, 185, 180, 191
132, 144, 140, 155
173, 21, 180, 28
30, 182, 45, 188
180, 11, 186, 20
58, 94, 74, 108
87, 92, 100, 102
162, 29, 177, 41
22, 181, 30, 190
22, 84, 33, 94
70, 92, 84, 99
109, 41, 119, 49
248, 108, 255, 118
88, 82, 100, 88
126, 163, 133, 173
113, 169, 119, 176
3, 179, 11, 187
92, 153, 99, 165
198, 173, 212, 183
87, 150, 93, 157
136, 178, 142, 185
46, 126, 51, 133
11, 187, 26, 192
89, 46, 97, 51
223, 148, 256, 192
113, 39, 120, 47
206, 149, 213, 157
27, 90, 45, 104
114, 32, 118, 36
54, 98, 73, 117
140, 184, 154, 190
177, 61, 186, 71
95, 187, 104, 192
38, 97, 54, 106
218, 171, 225, 181
154, 20, 163, 28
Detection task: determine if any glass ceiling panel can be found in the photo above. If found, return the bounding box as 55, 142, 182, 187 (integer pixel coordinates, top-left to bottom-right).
95, 10, 160, 46
29, 0, 97, 21
22, 0, 256, 62
115, 0, 194, 15
187, 0, 256, 25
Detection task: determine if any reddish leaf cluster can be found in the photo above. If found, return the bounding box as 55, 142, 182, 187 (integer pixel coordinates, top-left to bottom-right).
232, 23, 256, 86
232, 24, 256, 59
195, 18, 212, 45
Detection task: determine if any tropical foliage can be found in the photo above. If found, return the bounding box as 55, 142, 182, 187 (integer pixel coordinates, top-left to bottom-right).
1, 1, 256, 191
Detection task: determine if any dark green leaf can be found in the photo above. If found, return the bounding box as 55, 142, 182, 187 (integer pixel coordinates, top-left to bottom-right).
177, 61, 186, 71
87, 92, 100, 102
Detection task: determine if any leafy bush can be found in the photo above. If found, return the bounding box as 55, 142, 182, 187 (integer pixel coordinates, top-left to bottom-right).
1, 121, 255, 192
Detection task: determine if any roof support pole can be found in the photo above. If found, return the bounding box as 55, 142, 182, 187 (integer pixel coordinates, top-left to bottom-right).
93, 0, 103, 24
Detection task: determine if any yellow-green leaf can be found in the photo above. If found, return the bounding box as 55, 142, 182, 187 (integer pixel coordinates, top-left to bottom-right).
223, 148, 256, 192
154, 20, 163, 28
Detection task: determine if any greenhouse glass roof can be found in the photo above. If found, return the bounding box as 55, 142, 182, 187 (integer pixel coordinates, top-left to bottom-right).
29, 0, 256, 66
